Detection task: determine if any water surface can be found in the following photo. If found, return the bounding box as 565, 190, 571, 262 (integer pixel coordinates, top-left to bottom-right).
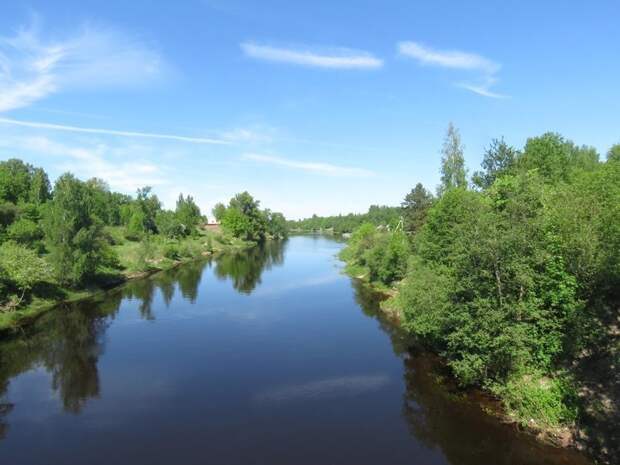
0, 236, 590, 464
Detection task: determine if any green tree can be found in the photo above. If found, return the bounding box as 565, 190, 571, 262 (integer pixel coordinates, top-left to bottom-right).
438, 123, 467, 195
472, 137, 518, 189
126, 206, 148, 240
401, 183, 433, 234
155, 210, 185, 239
607, 143, 620, 163
0, 241, 52, 308
221, 207, 251, 239
364, 231, 410, 285
175, 194, 202, 234
6, 218, 43, 246
43, 174, 108, 286
264, 210, 288, 238
212, 202, 227, 222
28, 168, 51, 204
518, 133, 575, 182
0, 159, 32, 204
85, 178, 112, 224
222, 192, 267, 241
135, 186, 161, 233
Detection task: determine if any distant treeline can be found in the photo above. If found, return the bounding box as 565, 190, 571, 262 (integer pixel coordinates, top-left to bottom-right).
340, 125, 619, 463
288, 205, 402, 234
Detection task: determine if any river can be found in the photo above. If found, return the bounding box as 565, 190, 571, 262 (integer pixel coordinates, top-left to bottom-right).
0, 235, 591, 464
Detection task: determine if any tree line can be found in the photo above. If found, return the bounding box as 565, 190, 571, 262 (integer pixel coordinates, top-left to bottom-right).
341, 124, 620, 449
0, 159, 287, 317
288, 205, 402, 234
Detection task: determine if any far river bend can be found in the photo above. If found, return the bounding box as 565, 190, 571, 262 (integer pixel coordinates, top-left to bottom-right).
0, 235, 591, 465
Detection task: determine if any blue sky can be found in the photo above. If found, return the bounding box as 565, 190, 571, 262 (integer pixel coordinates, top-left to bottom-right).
0, 1, 618, 219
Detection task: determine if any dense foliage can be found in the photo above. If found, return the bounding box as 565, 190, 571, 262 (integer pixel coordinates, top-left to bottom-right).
340, 126, 620, 435
216, 191, 288, 241
289, 204, 401, 234
0, 159, 286, 318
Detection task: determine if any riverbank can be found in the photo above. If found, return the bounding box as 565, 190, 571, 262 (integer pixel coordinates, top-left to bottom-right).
338, 249, 598, 461
0, 228, 255, 335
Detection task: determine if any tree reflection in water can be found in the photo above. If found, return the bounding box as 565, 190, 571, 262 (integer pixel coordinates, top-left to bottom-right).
213, 239, 286, 294
0, 240, 287, 434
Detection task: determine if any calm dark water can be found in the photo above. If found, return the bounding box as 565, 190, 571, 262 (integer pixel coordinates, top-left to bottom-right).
0, 236, 591, 465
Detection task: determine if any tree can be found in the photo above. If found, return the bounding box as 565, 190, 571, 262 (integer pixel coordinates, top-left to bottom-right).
607, 143, 620, 163
364, 231, 410, 285
222, 192, 267, 241
264, 210, 288, 239
126, 206, 148, 240
0, 159, 32, 204
518, 133, 573, 182
135, 186, 161, 233
221, 207, 251, 239
212, 203, 227, 222
43, 174, 107, 286
438, 123, 467, 195
402, 183, 433, 234
85, 178, 112, 224
6, 218, 43, 246
0, 241, 52, 308
175, 194, 202, 234
569, 145, 599, 172
29, 168, 51, 204
155, 210, 185, 239
472, 138, 519, 189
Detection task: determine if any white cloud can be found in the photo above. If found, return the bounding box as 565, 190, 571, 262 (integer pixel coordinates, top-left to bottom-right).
241, 42, 383, 69
398, 41, 506, 98
220, 126, 275, 144
3, 135, 168, 192
243, 153, 374, 177
398, 41, 499, 73
0, 21, 164, 112
0, 117, 228, 144
457, 83, 508, 99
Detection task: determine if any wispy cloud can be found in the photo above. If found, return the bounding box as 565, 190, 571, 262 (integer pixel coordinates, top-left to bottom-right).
0, 117, 228, 144
458, 78, 507, 99
0, 20, 164, 112
220, 126, 275, 144
398, 41, 507, 98
241, 42, 383, 69
4, 135, 168, 192
398, 41, 499, 73
243, 153, 374, 177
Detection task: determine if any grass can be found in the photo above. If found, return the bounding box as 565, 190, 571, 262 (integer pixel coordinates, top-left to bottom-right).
492, 371, 579, 431
0, 227, 255, 334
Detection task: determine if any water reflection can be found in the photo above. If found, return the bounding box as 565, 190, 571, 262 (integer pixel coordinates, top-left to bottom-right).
0, 240, 287, 423
0, 302, 110, 417
213, 240, 286, 294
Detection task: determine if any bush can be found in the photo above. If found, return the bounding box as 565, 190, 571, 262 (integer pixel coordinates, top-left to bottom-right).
179, 240, 202, 258
135, 234, 155, 271
495, 372, 578, 429
6, 218, 42, 245
156, 210, 186, 239
342, 226, 409, 286
163, 242, 181, 260
393, 257, 454, 345
0, 241, 52, 309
